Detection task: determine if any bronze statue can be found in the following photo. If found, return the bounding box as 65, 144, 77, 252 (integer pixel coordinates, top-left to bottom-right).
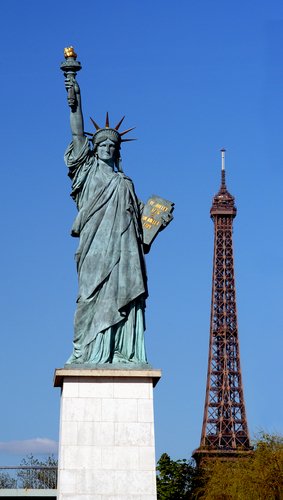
61, 47, 173, 365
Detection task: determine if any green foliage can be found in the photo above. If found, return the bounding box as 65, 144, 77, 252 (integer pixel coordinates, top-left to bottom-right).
156, 452, 197, 499
157, 434, 283, 499
195, 433, 283, 500
20, 453, 58, 467
17, 453, 58, 489
0, 455, 58, 490
0, 472, 16, 488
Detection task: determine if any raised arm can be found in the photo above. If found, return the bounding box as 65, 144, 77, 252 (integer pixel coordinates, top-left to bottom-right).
65, 75, 86, 156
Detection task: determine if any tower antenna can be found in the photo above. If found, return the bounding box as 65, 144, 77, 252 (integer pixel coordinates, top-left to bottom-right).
221, 148, 226, 188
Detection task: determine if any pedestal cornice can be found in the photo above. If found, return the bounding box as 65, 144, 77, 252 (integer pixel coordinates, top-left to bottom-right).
54, 367, 162, 388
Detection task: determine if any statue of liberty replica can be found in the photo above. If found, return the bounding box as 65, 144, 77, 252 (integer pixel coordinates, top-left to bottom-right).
61, 47, 174, 366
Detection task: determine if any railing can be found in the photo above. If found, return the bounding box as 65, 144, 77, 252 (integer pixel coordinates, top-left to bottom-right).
0, 466, 57, 489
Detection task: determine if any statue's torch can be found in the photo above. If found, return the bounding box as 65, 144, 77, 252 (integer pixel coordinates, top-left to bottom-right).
60, 46, 82, 107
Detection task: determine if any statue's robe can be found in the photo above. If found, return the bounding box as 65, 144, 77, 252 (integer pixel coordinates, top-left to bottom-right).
64, 138, 148, 364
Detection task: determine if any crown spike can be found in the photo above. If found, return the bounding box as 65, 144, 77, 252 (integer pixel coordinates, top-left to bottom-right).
105, 112, 110, 128
120, 127, 136, 137
90, 117, 101, 130
121, 138, 137, 142
115, 116, 125, 130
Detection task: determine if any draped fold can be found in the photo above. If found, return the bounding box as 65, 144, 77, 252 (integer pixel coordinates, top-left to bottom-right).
64, 139, 148, 364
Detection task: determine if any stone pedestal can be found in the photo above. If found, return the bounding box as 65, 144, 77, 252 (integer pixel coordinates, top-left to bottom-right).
54, 368, 161, 500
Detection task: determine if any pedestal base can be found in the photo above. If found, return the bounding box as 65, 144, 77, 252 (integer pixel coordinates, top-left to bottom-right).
54, 368, 161, 499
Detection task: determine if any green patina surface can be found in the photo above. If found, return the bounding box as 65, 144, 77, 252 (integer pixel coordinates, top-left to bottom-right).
61, 50, 173, 366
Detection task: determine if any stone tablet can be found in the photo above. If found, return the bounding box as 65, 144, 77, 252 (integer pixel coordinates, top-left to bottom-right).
141, 195, 174, 248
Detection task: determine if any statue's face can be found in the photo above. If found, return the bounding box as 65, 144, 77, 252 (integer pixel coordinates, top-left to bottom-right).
97, 139, 117, 163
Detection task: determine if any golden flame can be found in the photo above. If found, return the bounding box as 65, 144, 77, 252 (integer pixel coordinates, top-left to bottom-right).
64, 46, 77, 59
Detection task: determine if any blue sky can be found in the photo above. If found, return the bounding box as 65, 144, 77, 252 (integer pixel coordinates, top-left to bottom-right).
0, 0, 282, 465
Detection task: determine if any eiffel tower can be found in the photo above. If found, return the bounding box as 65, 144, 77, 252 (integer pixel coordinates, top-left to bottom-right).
193, 150, 252, 464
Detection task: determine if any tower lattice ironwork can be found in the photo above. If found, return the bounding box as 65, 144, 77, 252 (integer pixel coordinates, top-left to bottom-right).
193, 150, 252, 463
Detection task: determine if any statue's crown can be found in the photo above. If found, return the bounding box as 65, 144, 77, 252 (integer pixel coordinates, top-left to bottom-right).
85, 113, 136, 145
93, 128, 121, 145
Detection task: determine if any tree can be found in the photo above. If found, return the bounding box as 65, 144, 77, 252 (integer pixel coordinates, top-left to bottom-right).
195, 433, 283, 500
0, 472, 16, 489
156, 452, 197, 499
17, 454, 58, 489
156, 433, 283, 499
